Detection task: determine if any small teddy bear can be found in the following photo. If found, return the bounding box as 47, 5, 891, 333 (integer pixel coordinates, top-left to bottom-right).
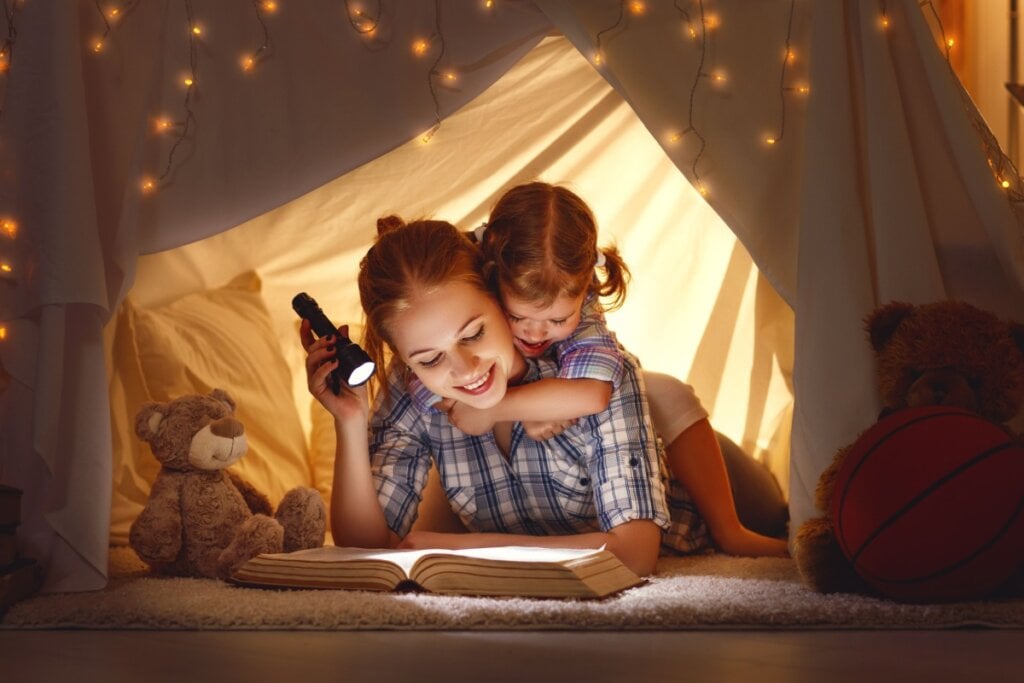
129, 389, 325, 579
794, 300, 1024, 595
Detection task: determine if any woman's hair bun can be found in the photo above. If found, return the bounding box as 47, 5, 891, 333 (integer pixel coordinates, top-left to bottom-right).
376, 215, 406, 236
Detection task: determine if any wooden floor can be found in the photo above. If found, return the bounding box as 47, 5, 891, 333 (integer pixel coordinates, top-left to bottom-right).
0, 629, 1018, 682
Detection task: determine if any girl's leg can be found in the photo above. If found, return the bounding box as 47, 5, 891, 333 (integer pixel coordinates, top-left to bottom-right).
644, 371, 788, 557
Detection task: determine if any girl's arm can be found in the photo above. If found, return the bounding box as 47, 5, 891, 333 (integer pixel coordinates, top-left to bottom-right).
301, 322, 399, 549
396, 519, 662, 577
445, 377, 611, 436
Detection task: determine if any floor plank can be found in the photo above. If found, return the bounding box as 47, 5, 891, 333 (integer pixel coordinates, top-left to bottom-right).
0, 629, 1017, 682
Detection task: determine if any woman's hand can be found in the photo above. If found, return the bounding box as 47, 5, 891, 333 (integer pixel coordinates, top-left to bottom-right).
396, 530, 470, 551
299, 319, 369, 425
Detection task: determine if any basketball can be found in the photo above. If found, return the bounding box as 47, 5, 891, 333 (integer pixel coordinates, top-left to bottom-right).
831, 406, 1024, 602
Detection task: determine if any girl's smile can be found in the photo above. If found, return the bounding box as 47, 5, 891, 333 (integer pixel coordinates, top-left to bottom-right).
501, 292, 586, 358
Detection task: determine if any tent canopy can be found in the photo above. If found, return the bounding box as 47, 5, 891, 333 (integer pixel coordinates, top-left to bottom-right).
2, 0, 1023, 592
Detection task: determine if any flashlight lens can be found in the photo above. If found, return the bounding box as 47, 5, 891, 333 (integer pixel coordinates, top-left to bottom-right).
347, 361, 375, 387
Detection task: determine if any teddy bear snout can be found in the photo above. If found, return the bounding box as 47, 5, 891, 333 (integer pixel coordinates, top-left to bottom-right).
210, 417, 245, 439
907, 368, 977, 411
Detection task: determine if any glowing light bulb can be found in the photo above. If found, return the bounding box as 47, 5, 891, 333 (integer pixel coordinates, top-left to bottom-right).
666, 132, 683, 144
0, 262, 12, 274
705, 14, 720, 30
443, 70, 457, 82
593, 51, 604, 65
686, 24, 697, 39
628, 1, 646, 16
412, 39, 429, 57
946, 37, 955, 48
1001, 179, 1011, 189
786, 49, 796, 63
0, 325, 6, 340
880, 14, 890, 29
421, 126, 438, 144
1, 219, 16, 238
241, 55, 256, 71
141, 177, 156, 194
191, 25, 202, 36
183, 76, 194, 87
484, 0, 494, 7
107, 7, 121, 20
262, 0, 278, 13
92, 39, 105, 53
797, 84, 810, 94
711, 70, 727, 84
764, 136, 777, 145
698, 183, 709, 197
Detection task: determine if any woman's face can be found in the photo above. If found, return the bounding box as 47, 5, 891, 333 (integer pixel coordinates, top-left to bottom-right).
390, 280, 525, 409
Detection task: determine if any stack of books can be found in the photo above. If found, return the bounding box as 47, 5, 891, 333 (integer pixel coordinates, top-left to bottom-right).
0, 484, 43, 614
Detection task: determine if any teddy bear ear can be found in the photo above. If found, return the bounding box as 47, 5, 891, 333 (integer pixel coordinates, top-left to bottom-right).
209, 388, 236, 412
865, 301, 916, 352
134, 403, 168, 442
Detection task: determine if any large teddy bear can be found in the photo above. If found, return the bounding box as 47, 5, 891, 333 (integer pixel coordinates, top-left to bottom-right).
794, 300, 1024, 596
129, 389, 325, 579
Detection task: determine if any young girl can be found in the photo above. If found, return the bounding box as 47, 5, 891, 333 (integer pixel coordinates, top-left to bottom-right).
435, 182, 789, 557
303, 216, 697, 576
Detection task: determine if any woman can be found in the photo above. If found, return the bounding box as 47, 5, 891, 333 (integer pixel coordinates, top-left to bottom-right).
302, 217, 709, 576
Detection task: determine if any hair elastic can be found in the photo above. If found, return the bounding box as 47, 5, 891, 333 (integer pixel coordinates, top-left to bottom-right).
473, 222, 488, 244
595, 250, 606, 268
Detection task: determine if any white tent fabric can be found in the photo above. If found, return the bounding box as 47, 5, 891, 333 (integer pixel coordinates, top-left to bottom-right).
538, 0, 1024, 528
2, 0, 1023, 592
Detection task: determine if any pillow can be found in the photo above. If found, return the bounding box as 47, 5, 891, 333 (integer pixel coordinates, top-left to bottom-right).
108, 271, 312, 544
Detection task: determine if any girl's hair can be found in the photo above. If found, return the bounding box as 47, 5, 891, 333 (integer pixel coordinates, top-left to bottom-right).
481, 182, 629, 310
358, 215, 486, 393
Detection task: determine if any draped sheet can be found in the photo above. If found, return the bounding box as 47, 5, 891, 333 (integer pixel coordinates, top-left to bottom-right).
2, 0, 1023, 591
537, 0, 1024, 536
0, 0, 552, 591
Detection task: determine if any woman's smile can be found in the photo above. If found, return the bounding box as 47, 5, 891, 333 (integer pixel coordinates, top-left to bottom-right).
390, 281, 525, 409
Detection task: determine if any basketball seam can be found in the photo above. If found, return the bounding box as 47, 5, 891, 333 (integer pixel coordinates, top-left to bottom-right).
857, 481, 1024, 587
834, 409, 977, 559
848, 441, 1018, 581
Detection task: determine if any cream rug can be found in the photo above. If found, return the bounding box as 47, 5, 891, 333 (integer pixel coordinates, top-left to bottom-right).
3, 548, 1023, 630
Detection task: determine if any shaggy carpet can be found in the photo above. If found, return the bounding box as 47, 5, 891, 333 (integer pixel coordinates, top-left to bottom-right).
2, 548, 1023, 630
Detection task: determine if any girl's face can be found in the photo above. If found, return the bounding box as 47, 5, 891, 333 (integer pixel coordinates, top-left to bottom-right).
390, 281, 525, 409
500, 291, 586, 358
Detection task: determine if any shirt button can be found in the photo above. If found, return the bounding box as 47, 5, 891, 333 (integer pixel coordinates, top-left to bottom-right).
579, 477, 590, 486
628, 457, 639, 466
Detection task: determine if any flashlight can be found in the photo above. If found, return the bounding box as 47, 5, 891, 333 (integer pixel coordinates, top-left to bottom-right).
292, 292, 375, 390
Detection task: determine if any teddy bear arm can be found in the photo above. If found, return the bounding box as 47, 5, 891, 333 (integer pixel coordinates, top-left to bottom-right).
129, 474, 183, 564
226, 471, 273, 516
813, 443, 852, 512
794, 516, 870, 594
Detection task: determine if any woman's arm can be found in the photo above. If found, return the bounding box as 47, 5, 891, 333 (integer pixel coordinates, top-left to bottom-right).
396, 519, 662, 576
301, 321, 399, 549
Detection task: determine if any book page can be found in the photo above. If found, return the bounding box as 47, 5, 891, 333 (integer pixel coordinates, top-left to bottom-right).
420, 545, 606, 564
278, 546, 442, 577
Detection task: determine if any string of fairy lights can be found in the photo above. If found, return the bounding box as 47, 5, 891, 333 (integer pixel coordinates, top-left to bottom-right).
589, 0, 805, 197
95, 0, 461, 194
0, 0, 1022, 347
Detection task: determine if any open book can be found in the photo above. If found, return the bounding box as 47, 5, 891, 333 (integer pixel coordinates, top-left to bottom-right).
230, 545, 643, 599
